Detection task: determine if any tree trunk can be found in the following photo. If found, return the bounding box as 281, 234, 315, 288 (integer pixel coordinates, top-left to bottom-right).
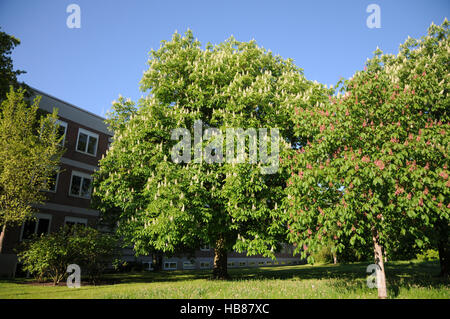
437, 220, 450, 277
333, 253, 337, 264
152, 251, 163, 272
0, 224, 6, 254
372, 230, 387, 299
212, 235, 229, 280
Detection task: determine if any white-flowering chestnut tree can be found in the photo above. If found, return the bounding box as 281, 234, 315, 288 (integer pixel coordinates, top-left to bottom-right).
93, 30, 325, 279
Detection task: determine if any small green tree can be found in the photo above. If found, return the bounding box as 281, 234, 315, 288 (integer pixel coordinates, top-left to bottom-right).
17, 225, 119, 285
0, 87, 64, 253
17, 228, 74, 284
69, 226, 120, 284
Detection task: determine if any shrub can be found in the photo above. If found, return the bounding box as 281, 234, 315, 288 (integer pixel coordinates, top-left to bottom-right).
71, 226, 120, 283
309, 244, 335, 264
17, 228, 73, 284
17, 225, 120, 285
112, 259, 145, 272
416, 249, 439, 262
309, 241, 372, 265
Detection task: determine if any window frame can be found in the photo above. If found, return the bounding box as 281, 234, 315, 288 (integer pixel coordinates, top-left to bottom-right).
19, 213, 52, 241
75, 128, 99, 157
199, 261, 211, 269
182, 261, 196, 270
200, 244, 211, 251
56, 120, 68, 146
69, 170, 93, 199
64, 216, 88, 226
163, 262, 177, 270
142, 262, 153, 270
44, 166, 60, 193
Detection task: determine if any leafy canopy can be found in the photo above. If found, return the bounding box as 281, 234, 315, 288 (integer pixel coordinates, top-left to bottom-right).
0, 88, 64, 228
93, 30, 328, 258
283, 20, 449, 262
0, 29, 25, 100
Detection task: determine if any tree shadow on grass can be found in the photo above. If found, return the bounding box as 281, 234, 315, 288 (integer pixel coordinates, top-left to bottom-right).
227, 261, 449, 293
5, 261, 446, 292
228, 263, 366, 281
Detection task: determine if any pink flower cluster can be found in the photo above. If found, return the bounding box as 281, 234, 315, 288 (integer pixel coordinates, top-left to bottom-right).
374, 159, 385, 170
439, 171, 449, 179
395, 185, 404, 195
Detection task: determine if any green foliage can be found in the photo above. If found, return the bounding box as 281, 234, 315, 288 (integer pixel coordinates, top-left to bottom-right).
0, 88, 64, 230
112, 260, 146, 273
309, 243, 335, 264
416, 249, 439, 262
17, 225, 120, 284
0, 29, 26, 100
93, 30, 324, 268
283, 20, 449, 263
105, 96, 137, 133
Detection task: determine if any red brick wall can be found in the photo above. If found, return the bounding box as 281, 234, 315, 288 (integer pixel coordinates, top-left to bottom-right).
2, 211, 97, 255
45, 163, 93, 208
1, 113, 111, 256
58, 115, 110, 166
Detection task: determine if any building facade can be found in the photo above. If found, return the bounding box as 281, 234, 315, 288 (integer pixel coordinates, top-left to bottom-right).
0, 87, 113, 277
157, 244, 303, 271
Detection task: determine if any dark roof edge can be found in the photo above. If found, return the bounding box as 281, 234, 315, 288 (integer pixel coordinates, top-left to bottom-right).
26, 85, 108, 122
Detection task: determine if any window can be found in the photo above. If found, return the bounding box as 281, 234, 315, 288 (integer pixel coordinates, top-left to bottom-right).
76, 128, 98, 156
239, 261, 246, 267
143, 262, 153, 270
266, 261, 272, 265
64, 216, 87, 227
69, 171, 92, 198
258, 261, 265, 266
200, 244, 210, 251
56, 120, 67, 146
200, 262, 210, 269
227, 262, 235, 268
164, 262, 177, 270
45, 167, 60, 193
274, 261, 279, 265
183, 261, 196, 270
249, 261, 256, 266
20, 214, 51, 241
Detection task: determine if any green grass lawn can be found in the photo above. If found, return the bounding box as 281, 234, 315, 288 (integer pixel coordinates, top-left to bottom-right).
0, 260, 448, 299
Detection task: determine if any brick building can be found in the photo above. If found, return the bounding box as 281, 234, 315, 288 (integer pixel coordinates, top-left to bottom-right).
0, 87, 113, 276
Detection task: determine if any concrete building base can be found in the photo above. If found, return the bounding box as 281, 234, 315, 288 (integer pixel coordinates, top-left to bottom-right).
0, 254, 17, 278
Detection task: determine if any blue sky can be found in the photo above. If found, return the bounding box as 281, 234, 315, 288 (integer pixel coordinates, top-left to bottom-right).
0, 0, 448, 117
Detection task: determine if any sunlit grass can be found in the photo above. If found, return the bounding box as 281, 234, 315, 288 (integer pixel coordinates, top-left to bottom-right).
0, 260, 448, 299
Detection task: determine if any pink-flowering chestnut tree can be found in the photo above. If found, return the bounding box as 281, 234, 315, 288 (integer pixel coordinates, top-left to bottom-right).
283, 20, 449, 298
